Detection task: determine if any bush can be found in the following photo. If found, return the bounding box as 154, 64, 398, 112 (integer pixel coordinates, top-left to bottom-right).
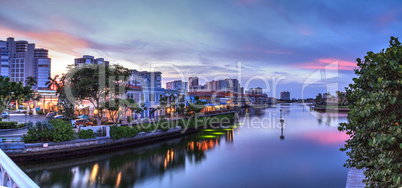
339, 37, 402, 187
110, 126, 138, 140
22, 120, 75, 143
78, 129, 96, 139
50, 120, 75, 142
36, 111, 44, 115
0, 122, 23, 129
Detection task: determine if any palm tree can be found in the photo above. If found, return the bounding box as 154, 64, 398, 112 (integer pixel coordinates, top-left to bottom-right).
45, 75, 60, 92
25, 76, 37, 88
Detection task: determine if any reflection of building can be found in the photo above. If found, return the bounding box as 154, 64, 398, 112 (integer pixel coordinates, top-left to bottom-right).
0, 37, 51, 89
280, 91, 290, 100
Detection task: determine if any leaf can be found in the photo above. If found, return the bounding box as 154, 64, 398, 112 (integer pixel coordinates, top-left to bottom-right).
390, 97, 396, 104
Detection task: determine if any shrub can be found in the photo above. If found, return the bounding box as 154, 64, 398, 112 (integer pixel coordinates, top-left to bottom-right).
22, 120, 75, 143
110, 126, 138, 140
78, 129, 96, 139
0, 122, 20, 129
338, 37, 402, 187
36, 111, 45, 115
49, 120, 75, 142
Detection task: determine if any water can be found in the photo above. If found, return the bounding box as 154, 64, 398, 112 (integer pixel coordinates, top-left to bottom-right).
19, 103, 349, 188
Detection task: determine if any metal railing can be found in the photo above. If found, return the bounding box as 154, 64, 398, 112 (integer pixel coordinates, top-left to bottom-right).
0, 149, 39, 188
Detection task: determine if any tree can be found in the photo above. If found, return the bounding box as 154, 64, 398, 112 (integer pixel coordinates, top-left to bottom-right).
102, 98, 137, 125
64, 64, 131, 126
338, 37, 401, 187
25, 76, 37, 88
47, 75, 75, 122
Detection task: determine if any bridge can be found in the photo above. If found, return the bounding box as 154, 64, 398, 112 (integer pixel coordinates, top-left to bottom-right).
0, 149, 39, 188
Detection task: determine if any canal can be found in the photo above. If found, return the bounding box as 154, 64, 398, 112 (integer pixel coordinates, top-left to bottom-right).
19, 103, 349, 188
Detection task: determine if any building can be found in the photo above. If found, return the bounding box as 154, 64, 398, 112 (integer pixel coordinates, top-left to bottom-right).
280, 91, 290, 100
166, 80, 188, 92
206, 79, 240, 92
225, 79, 240, 93
189, 77, 198, 87
0, 37, 51, 89
74, 55, 110, 66
254, 87, 263, 95
128, 69, 162, 88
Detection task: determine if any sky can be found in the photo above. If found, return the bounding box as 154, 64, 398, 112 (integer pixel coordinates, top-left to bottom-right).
0, 0, 401, 98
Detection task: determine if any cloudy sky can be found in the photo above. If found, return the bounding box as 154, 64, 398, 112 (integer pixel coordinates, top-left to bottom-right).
0, 0, 401, 98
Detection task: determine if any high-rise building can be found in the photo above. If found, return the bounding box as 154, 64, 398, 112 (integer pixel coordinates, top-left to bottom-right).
189, 77, 198, 87
225, 78, 240, 93
280, 91, 290, 100
0, 37, 51, 89
128, 69, 162, 88
206, 78, 240, 92
74, 55, 110, 66
166, 80, 188, 92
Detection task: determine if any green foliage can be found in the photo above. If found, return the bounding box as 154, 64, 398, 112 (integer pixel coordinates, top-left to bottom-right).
78, 129, 96, 139
0, 122, 24, 129
22, 120, 75, 143
338, 37, 402, 187
110, 126, 138, 140
36, 110, 45, 115
50, 119, 75, 142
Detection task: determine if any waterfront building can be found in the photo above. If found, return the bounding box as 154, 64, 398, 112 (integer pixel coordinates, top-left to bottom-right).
280, 91, 290, 100
0, 37, 51, 89
74, 55, 110, 66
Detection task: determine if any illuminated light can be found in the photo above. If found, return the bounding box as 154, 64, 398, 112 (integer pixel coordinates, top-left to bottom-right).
223, 128, 233, 131
116, 172, 121, 188
231, 126, 239, 128
94, 109, 98, 114
202, 129, 215, 131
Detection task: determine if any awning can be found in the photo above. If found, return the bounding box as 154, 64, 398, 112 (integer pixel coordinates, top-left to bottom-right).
220, 102, 228, 105
205, 103, 214, 107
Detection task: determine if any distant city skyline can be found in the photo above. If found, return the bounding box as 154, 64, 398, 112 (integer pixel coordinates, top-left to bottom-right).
0, 0, 401, 98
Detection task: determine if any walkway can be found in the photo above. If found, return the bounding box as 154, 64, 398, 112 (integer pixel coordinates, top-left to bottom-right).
346, 168, 365, 188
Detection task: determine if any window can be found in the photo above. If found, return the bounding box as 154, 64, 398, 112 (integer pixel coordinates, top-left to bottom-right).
149, 94, 155, 102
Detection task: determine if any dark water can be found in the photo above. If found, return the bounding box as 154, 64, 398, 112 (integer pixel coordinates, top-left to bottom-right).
19, 103, 349, 188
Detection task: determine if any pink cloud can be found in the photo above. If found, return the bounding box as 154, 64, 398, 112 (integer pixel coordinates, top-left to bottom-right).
0, 27, 89, 56
298, 58, 357, 70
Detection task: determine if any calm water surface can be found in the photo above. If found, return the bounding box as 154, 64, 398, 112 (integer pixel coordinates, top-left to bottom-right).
19, 103, 349, 188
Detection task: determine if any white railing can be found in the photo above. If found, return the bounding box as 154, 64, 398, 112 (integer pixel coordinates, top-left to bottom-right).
0, 149, 39, 188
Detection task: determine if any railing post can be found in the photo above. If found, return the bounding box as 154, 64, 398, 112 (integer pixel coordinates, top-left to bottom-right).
0, 149, 39, 188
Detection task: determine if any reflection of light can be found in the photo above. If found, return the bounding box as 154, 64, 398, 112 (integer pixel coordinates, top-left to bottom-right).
90, 164, 99, 186
116, 172, 121, 188
164, 149, 175, 169
302, 131, 350, 144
